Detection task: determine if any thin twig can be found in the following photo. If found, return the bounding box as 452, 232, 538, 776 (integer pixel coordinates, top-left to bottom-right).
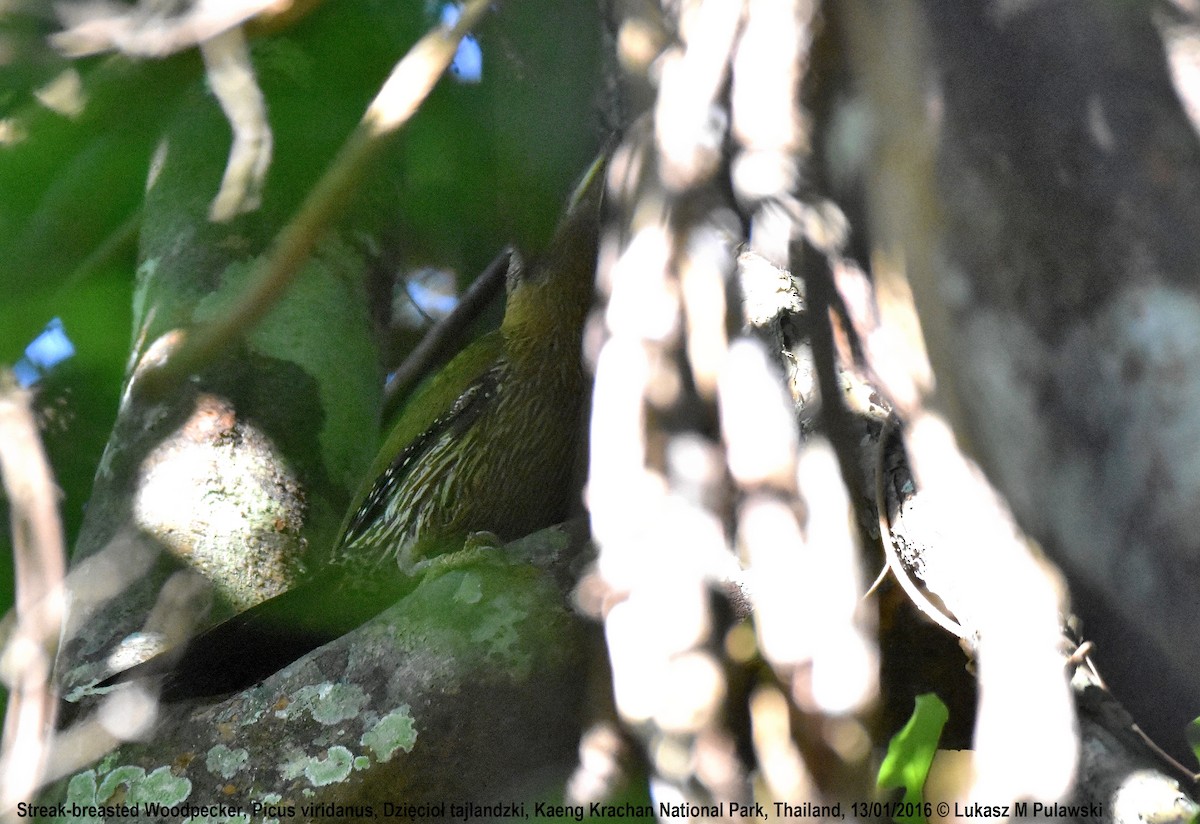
140, 0, 494, 396
201, 25, 272, 222
382, 246, 513, 420
873, 413, 970, 640
0, 372, 67, 820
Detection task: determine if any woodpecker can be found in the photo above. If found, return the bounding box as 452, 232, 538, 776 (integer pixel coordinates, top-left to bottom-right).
106, 154, 605, 699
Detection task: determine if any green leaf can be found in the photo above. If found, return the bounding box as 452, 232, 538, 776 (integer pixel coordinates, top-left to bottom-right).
1186, 715, 1200, 768
878, 693, 949, 824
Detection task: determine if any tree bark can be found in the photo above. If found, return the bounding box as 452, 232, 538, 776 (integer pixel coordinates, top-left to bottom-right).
845, 0, 1200, 762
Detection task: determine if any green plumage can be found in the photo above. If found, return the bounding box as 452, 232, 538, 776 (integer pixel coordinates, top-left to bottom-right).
105, 156, 605, 699
334, 153, 604, 572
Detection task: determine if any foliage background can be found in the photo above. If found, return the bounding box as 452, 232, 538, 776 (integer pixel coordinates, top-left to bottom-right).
0, 0, 604, 718
5, 1, 1200, 820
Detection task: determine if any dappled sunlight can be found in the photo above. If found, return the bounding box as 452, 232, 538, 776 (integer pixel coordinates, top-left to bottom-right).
32, 68, 84, 118
4, 0, 1198, 816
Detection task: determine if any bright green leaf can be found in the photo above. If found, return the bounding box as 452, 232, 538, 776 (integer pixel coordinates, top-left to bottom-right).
1186, 715, 1200, 768
878, 693, 949, 824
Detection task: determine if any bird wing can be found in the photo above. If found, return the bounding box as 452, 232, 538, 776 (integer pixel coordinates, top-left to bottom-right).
337, 361, 504, 561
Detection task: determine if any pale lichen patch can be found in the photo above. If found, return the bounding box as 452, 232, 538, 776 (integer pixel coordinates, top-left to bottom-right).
205, 744, 250, 779
302, 745, 354, 786
280, 681, 367, 725
360, 706, 417, 763
60, 771, 103, 824
279, 743, 362, 789
278, 748, 312, 782
470, 593, 527, 668
127, 765, 193, 805
60, 763, 193, 822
